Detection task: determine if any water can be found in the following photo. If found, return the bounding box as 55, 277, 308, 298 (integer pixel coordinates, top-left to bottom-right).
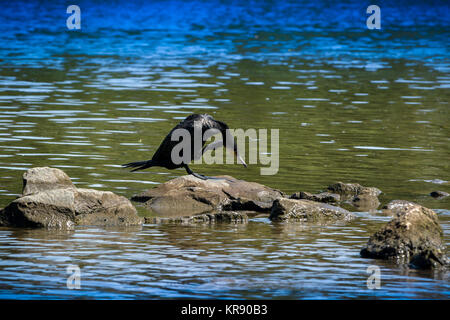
0, 0, 449, 299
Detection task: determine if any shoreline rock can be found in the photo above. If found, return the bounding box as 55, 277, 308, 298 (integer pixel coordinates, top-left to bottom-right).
361, 200, 449, 269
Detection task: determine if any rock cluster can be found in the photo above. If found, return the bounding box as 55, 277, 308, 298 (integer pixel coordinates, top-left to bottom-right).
1, 168, 447, 271
290, 191, 340, 203
131, 175, 284, 216
288, 181, 382, 212
132, 176, 358, 225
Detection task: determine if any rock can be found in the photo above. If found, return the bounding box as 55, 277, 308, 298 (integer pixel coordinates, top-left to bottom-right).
381, 199, 417, 213
73, 188, 142, 227
290, 191, 340, 203
326, 182, 381, 212
221, 198, 275, 212
351, 191, 380, 211
132, 175, 284, 216
327, 182, 381, 199
144, 211, 248, 224
0, 167, 143, 229
22, 167, 75, 196
0, 188, 143, 229
0, 188, 76, 229
269, 198, 355, 223
430, 191, 449, 198
360, 200, 449, 269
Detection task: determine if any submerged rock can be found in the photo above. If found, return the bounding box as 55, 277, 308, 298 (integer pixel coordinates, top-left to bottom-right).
290, 191, 340, 204
132, 175, 283, 216
0, 167, 142, 229
145, 211, 248, 224
351, 191, 380, 211
327, 182, 381, 199
430, 191, 449, 199
361, 200, 448, 269
269, 198, 354, 223
325, 181, 381, 212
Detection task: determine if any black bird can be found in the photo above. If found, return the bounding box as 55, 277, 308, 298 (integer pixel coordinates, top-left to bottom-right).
122, 114, 247, 180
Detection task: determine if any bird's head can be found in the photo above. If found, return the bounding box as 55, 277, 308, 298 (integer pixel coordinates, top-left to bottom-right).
232, 140, 247, 168
215, 120, 247, 168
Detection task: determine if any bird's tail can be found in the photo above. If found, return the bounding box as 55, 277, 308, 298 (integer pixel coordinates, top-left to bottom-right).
122, 160, 154, 172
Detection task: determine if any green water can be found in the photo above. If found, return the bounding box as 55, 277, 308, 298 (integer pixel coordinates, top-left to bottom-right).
0, 59, 448, 208
0, 58, 449, 299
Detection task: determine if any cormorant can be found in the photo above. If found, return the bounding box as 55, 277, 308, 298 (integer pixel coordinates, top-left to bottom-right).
122, 114, 247, 180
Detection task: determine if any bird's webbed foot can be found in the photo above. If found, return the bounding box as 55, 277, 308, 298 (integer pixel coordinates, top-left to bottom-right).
191, 172, 229, 181
190, 172, 209, 180
184, 165, 230, 181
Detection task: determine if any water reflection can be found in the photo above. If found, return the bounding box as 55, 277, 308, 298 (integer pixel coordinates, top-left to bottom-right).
0, 213, 448, 299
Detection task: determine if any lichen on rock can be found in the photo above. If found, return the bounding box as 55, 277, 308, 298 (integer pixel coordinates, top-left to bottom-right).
361, 200, 449, 269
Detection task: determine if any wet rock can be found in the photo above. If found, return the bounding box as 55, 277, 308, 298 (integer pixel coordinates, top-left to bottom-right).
221, 198, 274, 212
360, 200, 449, 269
0, 188, 76, 229
327, 182, 381, 199
381, 200, 417, 213
0, 188, 143, 229
269, 198, 354, 223
22, 167, 75, 196
430, 191, 449, 198
144, 211, 248, 224
73, 188, 142, 227
0, 167, 143, 229
290, 191, 340, 204
351, 191, 380, 211
132, 175, 284, 216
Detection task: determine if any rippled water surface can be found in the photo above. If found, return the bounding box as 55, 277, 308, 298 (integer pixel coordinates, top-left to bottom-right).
0, 0, 449, 299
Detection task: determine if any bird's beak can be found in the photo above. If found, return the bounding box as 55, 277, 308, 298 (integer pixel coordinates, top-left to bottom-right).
235, 150, 247, 168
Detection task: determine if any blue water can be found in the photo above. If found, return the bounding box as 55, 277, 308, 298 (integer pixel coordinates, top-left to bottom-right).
1, 0, 449, 70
